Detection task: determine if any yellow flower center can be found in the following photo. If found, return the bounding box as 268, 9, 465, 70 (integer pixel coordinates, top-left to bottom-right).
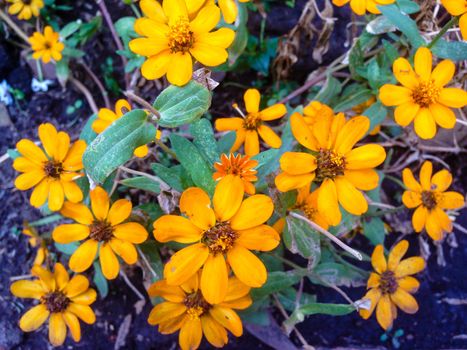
43, 160, 63, 179
379, 270, 398, 294
89, 221, 114, 242
41, 291, 70, 313
412, 81, 440, 108
22, 0, 33, 4
421, 190, 438, 210
315, 149, 346, 181
202, 222, 237, 255
167, 17, 194, 53
184, 291, 211, 319
295, 203, 317, 222
243, 113, 262, 130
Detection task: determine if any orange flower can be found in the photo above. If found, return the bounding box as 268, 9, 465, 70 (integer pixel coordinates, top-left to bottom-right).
213, 153, 258, 194
302, 101, 334, 126
22, 225, 48, 267
215, 88, 287, 156
293, 185, 330, 230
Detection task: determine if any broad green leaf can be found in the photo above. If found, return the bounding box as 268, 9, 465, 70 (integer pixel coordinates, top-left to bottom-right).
136, 203, 164, 223
334, 89, 373, 112
120, 176, 160, 194
217, 131, 236, 154
151, 163, 184, 192
362, 101, 387, 132
138, 242, 164, 281
251, 270, 304, 299
170, 134, 215, 194
311, 262, 367, 287
432, 39, 467, 61
154, 81, 212, 128
314, 75, 342, 105
60, 21, 81, 38
54, 242, 80, 255
253, 149, 280, 179
83, 109, 156, 184
284, 215, 321, 266
55, 59, 70, 85
397, 0, 420, 14
378, 4, 425, 48
30, 214, 62, 227
93, 262, 109, 298
190, 118, 219, 164
382, 39, 399, 63
363, 217, 386, 245
278, 287, 316, 312
227, 2, 249, 66
79, 114, 98, 144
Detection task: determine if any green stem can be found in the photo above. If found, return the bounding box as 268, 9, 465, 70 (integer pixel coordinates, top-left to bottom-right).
36, 60, 43, 82
427, 16, 459, 49
130, 3, 141, 18
385, 174, 406, 189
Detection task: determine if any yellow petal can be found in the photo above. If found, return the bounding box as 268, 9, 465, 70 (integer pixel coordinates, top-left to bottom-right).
113, 222, 148, 244
429, 103, 456, 129
60, 201, 94, 225
190, 4, 220, 33
64, 275, 90, 299
67, 303, 96, 324
30, 179, 50, 208
402, 168, 421, 191
290, 112, 318, 151
367, 272, 380, 288
426, 208, 450, 240
158, 314, 185, 334
180, 187, 216, 230
359, 288, 381, 319
227, 245, 266, 287
100, 243, 120, 279
54, 264, 71, 290
335, 176, 368, 215
107, 199, 132, 226
376, 294, 393, 330
218, 0, 238, 23
147, 280, 185, 302
243, 88, 260, 113
334, 116, 370, 154
213, 175, 244, 222
201, 254, 229, 304
258, 125, 282, 149
215, 117, 243, 131
460, 12, 467, 40
48, 180, 65, 212
62, 180, 83, 203
419, 161, 432, 190
52, 224, 90, 244
438, 191, 464, 210
167, 52, 192, 86
62, 140, 86, 171
392, 57, 418, 89
16, 139, 47, 164
279, 152, 316, 175
70, 289, 97, 305
10, 280, 44, 299
395, 257, 425, 277
371, 245, 387, 273
31, 265, 55, 291
398, 276, 420, 293
387, 240, 408, 270
274, 172, 315, 192
414, 47, 432, 82
345, 144, 386, 170
201, 314, 228, 348
15, 169, 45, 191
236, 225, 280, 251
402, 190, 422, 208
209, 306, 243, 337
260, 103, 287, 121
19, 304, 50, 332
441, 0, 466, 15
163, 0, 188, 23
129, 37, 168, 56
49, 313, 67, 346
69, 239, 98, 273
219, 295, 252, 310
190, 42, 229, 66
140, 0, 166, 21
38, 123, 59, 159
13, 157, 42, 172
153, 215, 203, 243
414, 108, 436, 139
55, 131, 71, 162
394, 102, 419, 127
141, 50, 171, 80
224, 276, 251, 301
63, 312, 81, 342
244, 130, 259, 156
431, 169, 452, 192
438, 87, 467, 108
317, 179, 341, 226
90, 186, 109, 221
231, 129, 245, 152
230, 194, 274, 230
196, 27, 235, 48
343, 169, 379, 191
109, 238, 138, 264
165, 243, 210, 285
179, 317, 203, 350
412, 205, 427, 232
379, 84, 412, 106
431, 59, 455, 87
390, 288, 419, 314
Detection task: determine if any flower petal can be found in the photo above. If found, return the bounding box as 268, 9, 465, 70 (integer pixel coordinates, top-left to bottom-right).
345, 144, 386, 170
16, 139, 48, 164
244, 88, 260, 114
10, 280, 44, 299
227, 245, 267, 287
65, 275, 91, 299
260, 103, 287, 121
196, 27, 235, 48
317, 179, 341, 226
419, 161, 432, 191
258, 125, 282, 149
412, 205, 427, 232
371, 245, 387, 274
379, 85, 412, 106
343, 169, 379, 191
390, 288, 419, 314
209, 306, 243, 337
438, 88, 467, 108
431, 59, 455, 87
60, 202, 94, 225
201, 314, 228, 348
376, 294, 393, 330
30, 179, 50, 208
334, 116, 370, 154
190, 42, 229, 66
90, 187, 109, 221
167, 52, 192, 86
63, 312, 81, 342
244, 130, 259, 156
429, 103, 456, 129
109, 238, 138, 264
48, 180, 65, 212
402, 191, 422, 208
392, 57, 419, 89
201, 254, 229, 304
230, 195, 274, 230
414, 47, 432, 82
236, 225, 280, 251
190, 4, 220, 33
52, 224, 90, 244
107, 199, 132, 226
398, 276, 420, 293
180, 187, 216, 230
279, 152, 317, 175
153, 215, 203, 243
38, 123, 58, 159
15, 169, 45, 191
164, 243, 210, 285
179, 317, 202, 350
394, 102, 419, 127
275, 172, 315, 192
147, 280, 185, 302
141, 50, 171, 80
335, 176, 368, 215
49, 313, 67, 346
100, 243, 120, 279
213, 175, 244, 222
414, 108, 436, 139
438, 191, 464, 210
19, 304, 50, 332
387, 240, 408, 270
402, 168, 421, 191
290, 112, 318, 150
359, 288, 381, 319
67, 303, 96, 324
395, 257, 425, 277
215, 117, 243, 131
69, 240, 98, 273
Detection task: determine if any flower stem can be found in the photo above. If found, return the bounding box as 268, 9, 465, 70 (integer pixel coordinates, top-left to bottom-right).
124, 90, 161, 120
289, 212, 363, 261
0, 9, 30, 43
427, 16, 459, 49
36, 60, 43, 82
69, 77, 99, 114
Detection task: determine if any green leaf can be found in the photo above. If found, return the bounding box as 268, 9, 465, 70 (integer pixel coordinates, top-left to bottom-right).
190, 118, 219, 164
136, 203, 164, 223
93, 262, 109, 298
115, 16, 137, 44
151, 163, 184, 192
55, 59, 70, 85
54, 242, 80, 255
431, 39, 467, 61
382, 39, 399, 63
334, 89, 373, 112
83, 109, 156, 184
311, 262, 367, 287
154, 81, 212, 128
251, 270, 304, 299
59, 21, 81, 38
363, 217, 386, 245
227, 2, 249, 66
79, 114, 98, 144
30, 214, 62, 227
397, 0, 420, 14
62, 47, 85, 58
120, 176, 160, 194
314, 75, 342, 105
217, 131, 236, 154
138, 242, 164, 281
378, 4, 425, 48
253, 149, 280, 179
284, 215, 321, 266
170, 134, 215, 194
362, 101, 387, 132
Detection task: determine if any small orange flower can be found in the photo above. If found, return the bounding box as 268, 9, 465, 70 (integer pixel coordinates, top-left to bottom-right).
29, 26, 65, 63
215, 89, 287, 156
293, 185, 330, 230
213, 153, 258, 194
22, 225, 48, 267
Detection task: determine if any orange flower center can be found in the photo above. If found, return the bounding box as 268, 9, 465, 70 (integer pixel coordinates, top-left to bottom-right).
243, 113, 262, 130
202, 222, 237, 255
421, 190, 438, 210
315, 149, 345, 181
89, 221, 114, 242
42, 291, 70, 313
184, 291, 211, 319
379, 270, 398, 294
43, 160, 63, 179
412, 81, 440, 108
167, 17, 194, 53
295, 203, 317, 222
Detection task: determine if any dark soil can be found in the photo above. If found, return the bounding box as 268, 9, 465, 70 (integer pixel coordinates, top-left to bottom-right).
1, 1, 466, 350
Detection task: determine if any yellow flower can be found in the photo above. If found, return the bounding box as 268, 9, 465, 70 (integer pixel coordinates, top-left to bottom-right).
302, 100, 334, 126
360, 240, 425, 330
22, 225, 48, 267
293, 185, 330, 230
441, 0, 467, 40
187, 0, 250, 24
153, 175, 279, 304
332, 0, 395, 16
379, 47, 467, 139
129, 0, 235, 86
10, 263, 96, 346
52, 186, 149, 279
147, 272, 251, 350
8, 0, 44, 20
402, 161, 464, 241
213, 153, 258, 194
92, 99, 150, 158
215, 88, 287, 156
29, 26, 65, 64
13, 123, 86, 212
275, 112, 386, 226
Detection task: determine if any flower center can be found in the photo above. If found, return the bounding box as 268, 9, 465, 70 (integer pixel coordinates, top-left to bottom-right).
379, 270, 398, 294
202, 222, 237, 255
421, 190, 437, 210
243, 113, 262, 130
42, 291, 70, 313
412, 81, 440, 108
89, 221, 114, 242
184, 291, 211, 319
295, 202, 317, 222
167, 17, 194, 53
23, 0, 33, 4
43, 160, 63, 179
315, 149, 345, 181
